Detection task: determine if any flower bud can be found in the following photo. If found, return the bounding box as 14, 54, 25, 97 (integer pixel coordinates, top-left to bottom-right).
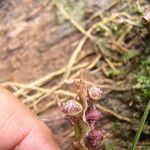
86, 110, 103, 127
87, 130, 103, 146
61, 100, 83, 116
88, 86, 103, 100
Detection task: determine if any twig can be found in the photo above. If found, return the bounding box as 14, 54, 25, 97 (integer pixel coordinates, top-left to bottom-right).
2, 82, 48, 93
117, 25, 132, 43
87, 54, 101, 69
104, 58, 118, 71
96, 104, 132, 123
28, 54, 102, 103
105, 0, 120, 11
33, 82, 64, 106
64, 36, 87, 79
54, 89, 76, 97
54, 1, 136, 59
53, 0, 95, 41
3, 54, 102, 107
13, 61, 89, 97
64, 79, 132, 92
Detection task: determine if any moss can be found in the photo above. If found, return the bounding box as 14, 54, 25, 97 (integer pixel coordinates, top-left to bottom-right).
123, 50, 140, 60
105, 143, 117, 150
134, 51, 150, 100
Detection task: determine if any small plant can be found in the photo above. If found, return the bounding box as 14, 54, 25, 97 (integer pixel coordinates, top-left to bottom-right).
60, 73, 104, 150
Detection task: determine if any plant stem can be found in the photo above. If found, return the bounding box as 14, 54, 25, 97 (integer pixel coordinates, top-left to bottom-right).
131, 100, 150, 150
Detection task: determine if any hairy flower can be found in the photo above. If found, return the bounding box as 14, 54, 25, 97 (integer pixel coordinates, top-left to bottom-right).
88, 86, 103, 100
87, 130, 103, 146
61, 100, 83, 116
86, 110, 103, 128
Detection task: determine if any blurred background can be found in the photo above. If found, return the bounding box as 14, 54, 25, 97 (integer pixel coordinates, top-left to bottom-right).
0, 0, 150, 149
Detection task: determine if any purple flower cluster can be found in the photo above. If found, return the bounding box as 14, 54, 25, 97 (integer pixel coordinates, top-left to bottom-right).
86, 109, 103, 129
87, 130, 103, 146
60, 81, 104, 149
86, 87, 104, 146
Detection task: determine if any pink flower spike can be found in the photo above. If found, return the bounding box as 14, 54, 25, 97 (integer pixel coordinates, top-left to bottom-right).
87, 130, 103, 146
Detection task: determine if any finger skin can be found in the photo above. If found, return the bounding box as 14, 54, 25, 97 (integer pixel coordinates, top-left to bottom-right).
0, 87, 61, 150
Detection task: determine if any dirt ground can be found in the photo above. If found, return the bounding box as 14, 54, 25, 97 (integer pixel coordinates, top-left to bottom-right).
0, 0, 149, 150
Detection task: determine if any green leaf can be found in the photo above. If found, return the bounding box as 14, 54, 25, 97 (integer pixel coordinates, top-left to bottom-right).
131, 100, 150, 150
